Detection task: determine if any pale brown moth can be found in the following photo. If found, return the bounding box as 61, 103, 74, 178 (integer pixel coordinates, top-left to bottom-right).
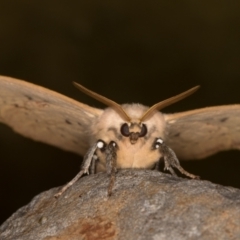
0, 76, 239, 197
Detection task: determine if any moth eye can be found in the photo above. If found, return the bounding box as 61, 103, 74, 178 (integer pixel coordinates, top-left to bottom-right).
120, 123, 130, 137
139, 124, 148, 137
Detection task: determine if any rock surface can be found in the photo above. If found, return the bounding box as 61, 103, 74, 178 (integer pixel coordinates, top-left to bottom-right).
0, 170, 240, 240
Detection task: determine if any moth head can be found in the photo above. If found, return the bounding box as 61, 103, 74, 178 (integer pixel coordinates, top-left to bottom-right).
73, 82, 199, 144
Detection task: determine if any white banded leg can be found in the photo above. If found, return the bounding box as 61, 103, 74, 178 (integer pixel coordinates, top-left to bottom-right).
105, 141, 118, 196
54, 140, 105, 198
154, 138, 199, 179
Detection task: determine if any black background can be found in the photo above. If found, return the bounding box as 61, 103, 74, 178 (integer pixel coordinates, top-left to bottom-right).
1, 1, 240, 224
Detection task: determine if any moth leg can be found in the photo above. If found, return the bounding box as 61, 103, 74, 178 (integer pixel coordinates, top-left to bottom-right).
163, 155, 178, 177
154, 160, 161, 171
54, 140, 105, 198
155, 138, 199, 179
105, 141, 118, 196
90, 155, 98, 174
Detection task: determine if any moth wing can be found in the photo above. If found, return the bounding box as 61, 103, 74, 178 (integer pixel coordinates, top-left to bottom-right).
164, 105, 240, 160
0, 76, 103, 156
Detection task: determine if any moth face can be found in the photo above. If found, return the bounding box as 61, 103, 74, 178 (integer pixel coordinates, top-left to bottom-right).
120, 122, 147, 144
91, 103, 166, 170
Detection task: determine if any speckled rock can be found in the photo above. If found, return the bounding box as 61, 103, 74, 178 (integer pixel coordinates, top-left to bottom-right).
1, 170, 240, 240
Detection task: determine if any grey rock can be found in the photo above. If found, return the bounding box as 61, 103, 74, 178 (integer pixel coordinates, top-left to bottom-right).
0, 170, 240, 240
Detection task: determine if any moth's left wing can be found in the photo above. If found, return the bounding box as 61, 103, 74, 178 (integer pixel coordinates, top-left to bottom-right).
164, 105, 240, 160
0, 76, 103, 156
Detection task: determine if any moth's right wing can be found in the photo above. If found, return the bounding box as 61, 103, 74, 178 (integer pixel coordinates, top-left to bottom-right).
0, 76, 103, 156
164, 105, 240, 160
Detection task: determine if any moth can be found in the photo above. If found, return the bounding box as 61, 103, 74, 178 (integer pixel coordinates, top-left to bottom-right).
0, 76, 239, 197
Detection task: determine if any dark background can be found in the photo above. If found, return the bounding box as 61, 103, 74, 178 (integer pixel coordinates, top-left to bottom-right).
1, 1, 240, 224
